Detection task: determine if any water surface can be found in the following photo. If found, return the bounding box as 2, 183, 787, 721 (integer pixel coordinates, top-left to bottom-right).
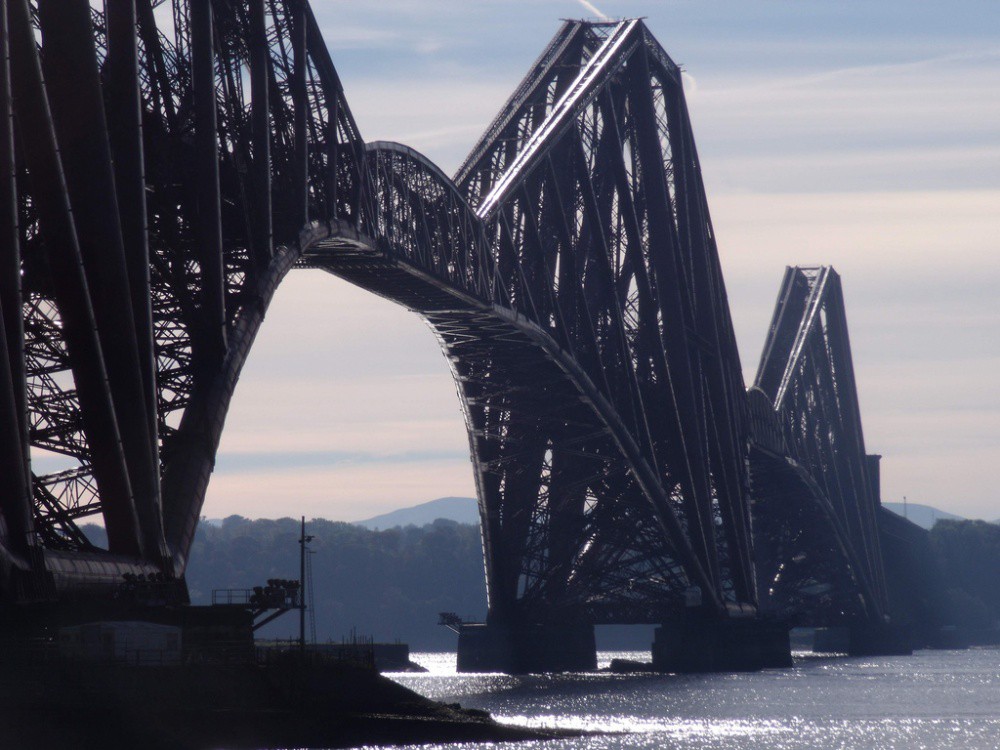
376, 648, 1000, 749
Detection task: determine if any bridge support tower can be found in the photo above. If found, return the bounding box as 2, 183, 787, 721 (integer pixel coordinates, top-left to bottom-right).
457, 622, 596, 674
813, 622, 912, 656
652, 615, 792, 673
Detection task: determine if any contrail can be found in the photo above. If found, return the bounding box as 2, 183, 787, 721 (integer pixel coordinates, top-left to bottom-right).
575, 0, 611, 20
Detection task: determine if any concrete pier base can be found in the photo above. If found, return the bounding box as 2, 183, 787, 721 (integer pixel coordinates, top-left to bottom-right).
813, 623, 912, 656
651, 617, 792, 673
812, 626, 850, 653
927, 626, 969, 650
456, 622, 596, 674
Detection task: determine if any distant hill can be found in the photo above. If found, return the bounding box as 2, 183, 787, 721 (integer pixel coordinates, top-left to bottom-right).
356, 496, 969, 532
355, 496, 478, 530
883, 502, 963, 530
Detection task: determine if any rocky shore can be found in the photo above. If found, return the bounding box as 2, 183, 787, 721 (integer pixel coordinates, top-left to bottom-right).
2, 654, 575, 749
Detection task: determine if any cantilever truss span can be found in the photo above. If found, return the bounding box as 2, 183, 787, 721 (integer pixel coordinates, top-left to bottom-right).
0, 0, 890, 633
750, 266, 890, 625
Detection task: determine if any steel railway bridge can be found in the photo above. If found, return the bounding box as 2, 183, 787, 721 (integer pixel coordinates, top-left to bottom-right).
0, 0, 911, 670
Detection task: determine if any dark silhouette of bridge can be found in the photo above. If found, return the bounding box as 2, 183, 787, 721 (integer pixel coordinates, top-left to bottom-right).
0, 1, 911, 670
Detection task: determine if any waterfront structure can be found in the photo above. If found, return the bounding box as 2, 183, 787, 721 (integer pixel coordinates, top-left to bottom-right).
0, 1, 907, 670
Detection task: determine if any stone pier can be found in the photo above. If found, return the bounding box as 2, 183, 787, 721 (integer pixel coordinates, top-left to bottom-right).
652, 617, 792, 672
813, 623, 912, 656
456, 622, 596, 674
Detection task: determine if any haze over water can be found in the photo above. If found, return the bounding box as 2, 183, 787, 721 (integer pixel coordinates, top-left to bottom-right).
382, 649, 1000, 749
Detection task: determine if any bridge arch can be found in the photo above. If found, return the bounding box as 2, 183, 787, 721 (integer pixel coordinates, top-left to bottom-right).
159, 138, 718, 624
747, 387, 878, 624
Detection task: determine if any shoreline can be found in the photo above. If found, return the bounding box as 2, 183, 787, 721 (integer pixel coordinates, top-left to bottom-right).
0, 655, 580, 750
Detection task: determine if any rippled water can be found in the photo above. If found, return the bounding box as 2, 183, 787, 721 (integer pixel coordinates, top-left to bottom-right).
374, 648, 1000, 749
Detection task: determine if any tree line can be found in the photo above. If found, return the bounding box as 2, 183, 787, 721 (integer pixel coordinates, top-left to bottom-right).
185, 516, 487, 650
929, 519, 1000, 633
78, 515, 1000, 649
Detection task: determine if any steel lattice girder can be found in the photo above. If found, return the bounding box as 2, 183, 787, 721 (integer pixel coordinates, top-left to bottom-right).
3, 0, 369, 595
0, 1, 886, 635
751, 266, 890, 623
444, 20, 757, 621
0, 4, 757, 621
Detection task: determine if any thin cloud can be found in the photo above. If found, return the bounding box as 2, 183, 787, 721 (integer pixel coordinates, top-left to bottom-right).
205, 459, 476, 522
575, 0, 610, 21
708, 46, 1000, 98
214, 449, 469, 474
317, 24, 400, 50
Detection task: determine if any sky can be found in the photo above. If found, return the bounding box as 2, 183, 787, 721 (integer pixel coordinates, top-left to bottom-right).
208, 1, 1000, 523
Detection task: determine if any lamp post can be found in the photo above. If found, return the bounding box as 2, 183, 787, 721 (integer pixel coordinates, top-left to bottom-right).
299, 516, 314, 653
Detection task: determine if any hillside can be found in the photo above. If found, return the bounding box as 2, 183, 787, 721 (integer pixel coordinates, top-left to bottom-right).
355, 496, 478, 529
882, 502, 963, 530
356, 497, 967, 534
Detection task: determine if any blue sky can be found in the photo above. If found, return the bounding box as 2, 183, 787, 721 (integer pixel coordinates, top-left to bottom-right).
208, 1, 1000, 521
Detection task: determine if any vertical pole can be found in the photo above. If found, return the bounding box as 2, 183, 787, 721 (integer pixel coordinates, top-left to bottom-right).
298, 516, 316, 652
299, 516, 305, 652
191, 0, 227, 363
299, 515, 307, 653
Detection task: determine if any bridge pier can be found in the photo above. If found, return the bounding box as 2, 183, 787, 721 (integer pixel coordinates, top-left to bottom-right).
651, 617, 792, 673
813, 623, 912, 656
456, 622, 596, 674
